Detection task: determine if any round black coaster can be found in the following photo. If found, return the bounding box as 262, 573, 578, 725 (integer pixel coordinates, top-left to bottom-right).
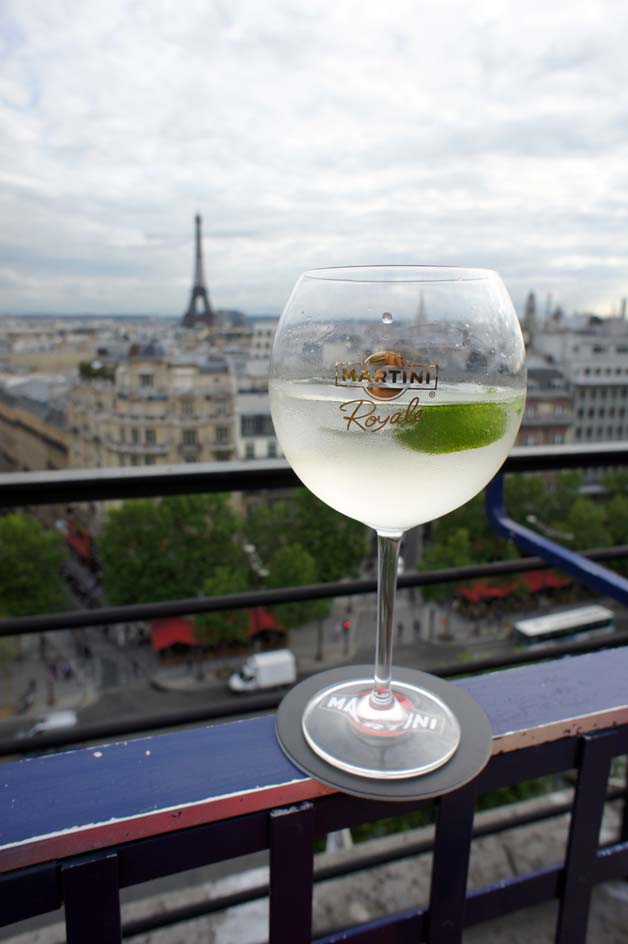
275, 666, 492, 801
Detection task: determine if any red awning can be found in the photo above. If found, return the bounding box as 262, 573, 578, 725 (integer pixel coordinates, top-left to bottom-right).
151, 610, 285, 650
247, 607, 285, 637
459, 569, 571, 603
459, 580, 511, 603
151, 618, 199, 651
522, 570, 571, 593
67, 522, 91, 560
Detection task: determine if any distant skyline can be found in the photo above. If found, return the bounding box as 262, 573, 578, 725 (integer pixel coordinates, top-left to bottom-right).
1, 1, 628, 318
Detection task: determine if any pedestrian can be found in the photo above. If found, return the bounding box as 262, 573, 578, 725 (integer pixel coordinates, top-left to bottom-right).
413, 618, 421, 640
397, 621, 404, 642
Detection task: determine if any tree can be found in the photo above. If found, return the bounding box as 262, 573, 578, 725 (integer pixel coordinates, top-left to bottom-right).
99, 494, 246, 605
245, 499, 292, 567
606, 495, 628, 546
564, 497, 609, 551
0, 513, 69, 616
245, 490, 369, 583
418, 528, 475, 602
291, 491, 369, 582
603, 470, 628, 497
266, 544, 331, 631
194, 565, 251, 650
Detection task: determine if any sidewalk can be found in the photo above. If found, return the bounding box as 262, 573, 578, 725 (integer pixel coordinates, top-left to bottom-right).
0, 631, 98, 724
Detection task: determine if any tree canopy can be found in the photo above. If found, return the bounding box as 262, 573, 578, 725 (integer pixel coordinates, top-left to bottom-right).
0, 513, 69, 616
266, 543, 331, 630
194, 565, 251, 649
246, 490, 368, 583
99, 494, 246, 605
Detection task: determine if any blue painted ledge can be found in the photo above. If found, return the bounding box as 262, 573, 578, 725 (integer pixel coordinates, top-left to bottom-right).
1, 647, 627, 874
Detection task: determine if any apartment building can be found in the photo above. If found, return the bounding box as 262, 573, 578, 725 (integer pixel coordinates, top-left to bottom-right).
517, 364, 575, 447
532, 316, 628, 445
0, 378, 70, 471
68, 342, 236, 468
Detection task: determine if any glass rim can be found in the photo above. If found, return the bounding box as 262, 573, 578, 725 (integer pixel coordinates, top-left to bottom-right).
301, 265, 497, 284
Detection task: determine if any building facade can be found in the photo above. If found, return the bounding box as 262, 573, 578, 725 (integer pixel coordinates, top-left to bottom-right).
516, 365, 575, 447
68, 345, 237, 468
0, 379, 70, 472
532, 317, 628, 445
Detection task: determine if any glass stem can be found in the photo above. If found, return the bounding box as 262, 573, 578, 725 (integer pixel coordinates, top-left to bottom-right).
370, 530, 403, 710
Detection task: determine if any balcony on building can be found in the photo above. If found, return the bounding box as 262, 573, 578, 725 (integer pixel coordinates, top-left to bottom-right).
1, 443, 628, 943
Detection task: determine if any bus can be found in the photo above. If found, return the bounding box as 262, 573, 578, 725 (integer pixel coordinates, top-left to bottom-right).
513, 605, 616, 648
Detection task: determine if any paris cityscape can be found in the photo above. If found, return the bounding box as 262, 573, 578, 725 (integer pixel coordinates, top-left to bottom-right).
1, 211, 627, 729
2, 3, 628, 941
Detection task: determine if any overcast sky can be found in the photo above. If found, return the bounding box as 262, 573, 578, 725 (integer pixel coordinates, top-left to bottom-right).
1, 0, 628, 317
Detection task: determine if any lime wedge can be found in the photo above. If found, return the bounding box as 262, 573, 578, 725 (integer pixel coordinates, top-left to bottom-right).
395, 400, 515, 454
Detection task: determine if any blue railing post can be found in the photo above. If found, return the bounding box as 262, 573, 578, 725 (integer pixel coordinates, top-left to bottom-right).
269, 801, 315, 944
62, 851, 121, 944
428, 780, 477, 943
555, 731, 614, 944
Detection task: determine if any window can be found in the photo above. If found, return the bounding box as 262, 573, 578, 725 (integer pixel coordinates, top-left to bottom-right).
216, 426, 229, 444
182, 429, 197, 445
267, 441, 277, 458
145, 455, 155, 465
139, 373, 154, 388
131, 428, 139, 444
120, 427, 126, 442
241, 415, 275, 436
145, 428, 156, 444
181, 399, 194, 417
552, 433, 564, 444
245, 443, 255, 459
598, 408, 605, 418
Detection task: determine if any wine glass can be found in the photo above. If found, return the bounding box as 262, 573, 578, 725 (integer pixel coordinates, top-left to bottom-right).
269, 266, 526, 780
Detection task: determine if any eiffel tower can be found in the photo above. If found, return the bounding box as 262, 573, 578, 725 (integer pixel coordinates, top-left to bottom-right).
182, 214, 215, 328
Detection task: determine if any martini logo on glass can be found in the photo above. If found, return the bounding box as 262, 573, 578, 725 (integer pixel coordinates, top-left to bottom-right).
336, 351, 439, 402
322, 690, 447, 738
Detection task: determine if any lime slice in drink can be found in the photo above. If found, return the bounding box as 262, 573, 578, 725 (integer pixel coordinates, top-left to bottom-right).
395, 400, 515, 454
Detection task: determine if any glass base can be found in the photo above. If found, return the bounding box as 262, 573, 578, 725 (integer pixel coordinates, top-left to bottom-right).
302, 678, 461, 779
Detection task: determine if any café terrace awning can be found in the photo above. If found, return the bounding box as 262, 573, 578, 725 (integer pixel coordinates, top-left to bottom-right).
459, 569, 571, 604
151, 609, 284, 652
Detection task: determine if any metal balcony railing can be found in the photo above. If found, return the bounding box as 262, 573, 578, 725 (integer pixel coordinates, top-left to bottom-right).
1, 443, 628, 942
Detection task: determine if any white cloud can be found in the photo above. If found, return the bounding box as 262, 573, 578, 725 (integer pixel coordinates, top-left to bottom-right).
0, 0, 627, 315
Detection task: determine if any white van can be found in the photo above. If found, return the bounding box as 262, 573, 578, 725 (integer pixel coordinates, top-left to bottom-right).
229, 650, 297, 694
20, 710, 78, 738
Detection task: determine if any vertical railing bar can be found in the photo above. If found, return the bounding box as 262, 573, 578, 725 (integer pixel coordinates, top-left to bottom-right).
62, 851, 121, 944
427, 780, 477, 943
555, 731, 615, 944
269, 801, 315, 944
620, 752, 628, 846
